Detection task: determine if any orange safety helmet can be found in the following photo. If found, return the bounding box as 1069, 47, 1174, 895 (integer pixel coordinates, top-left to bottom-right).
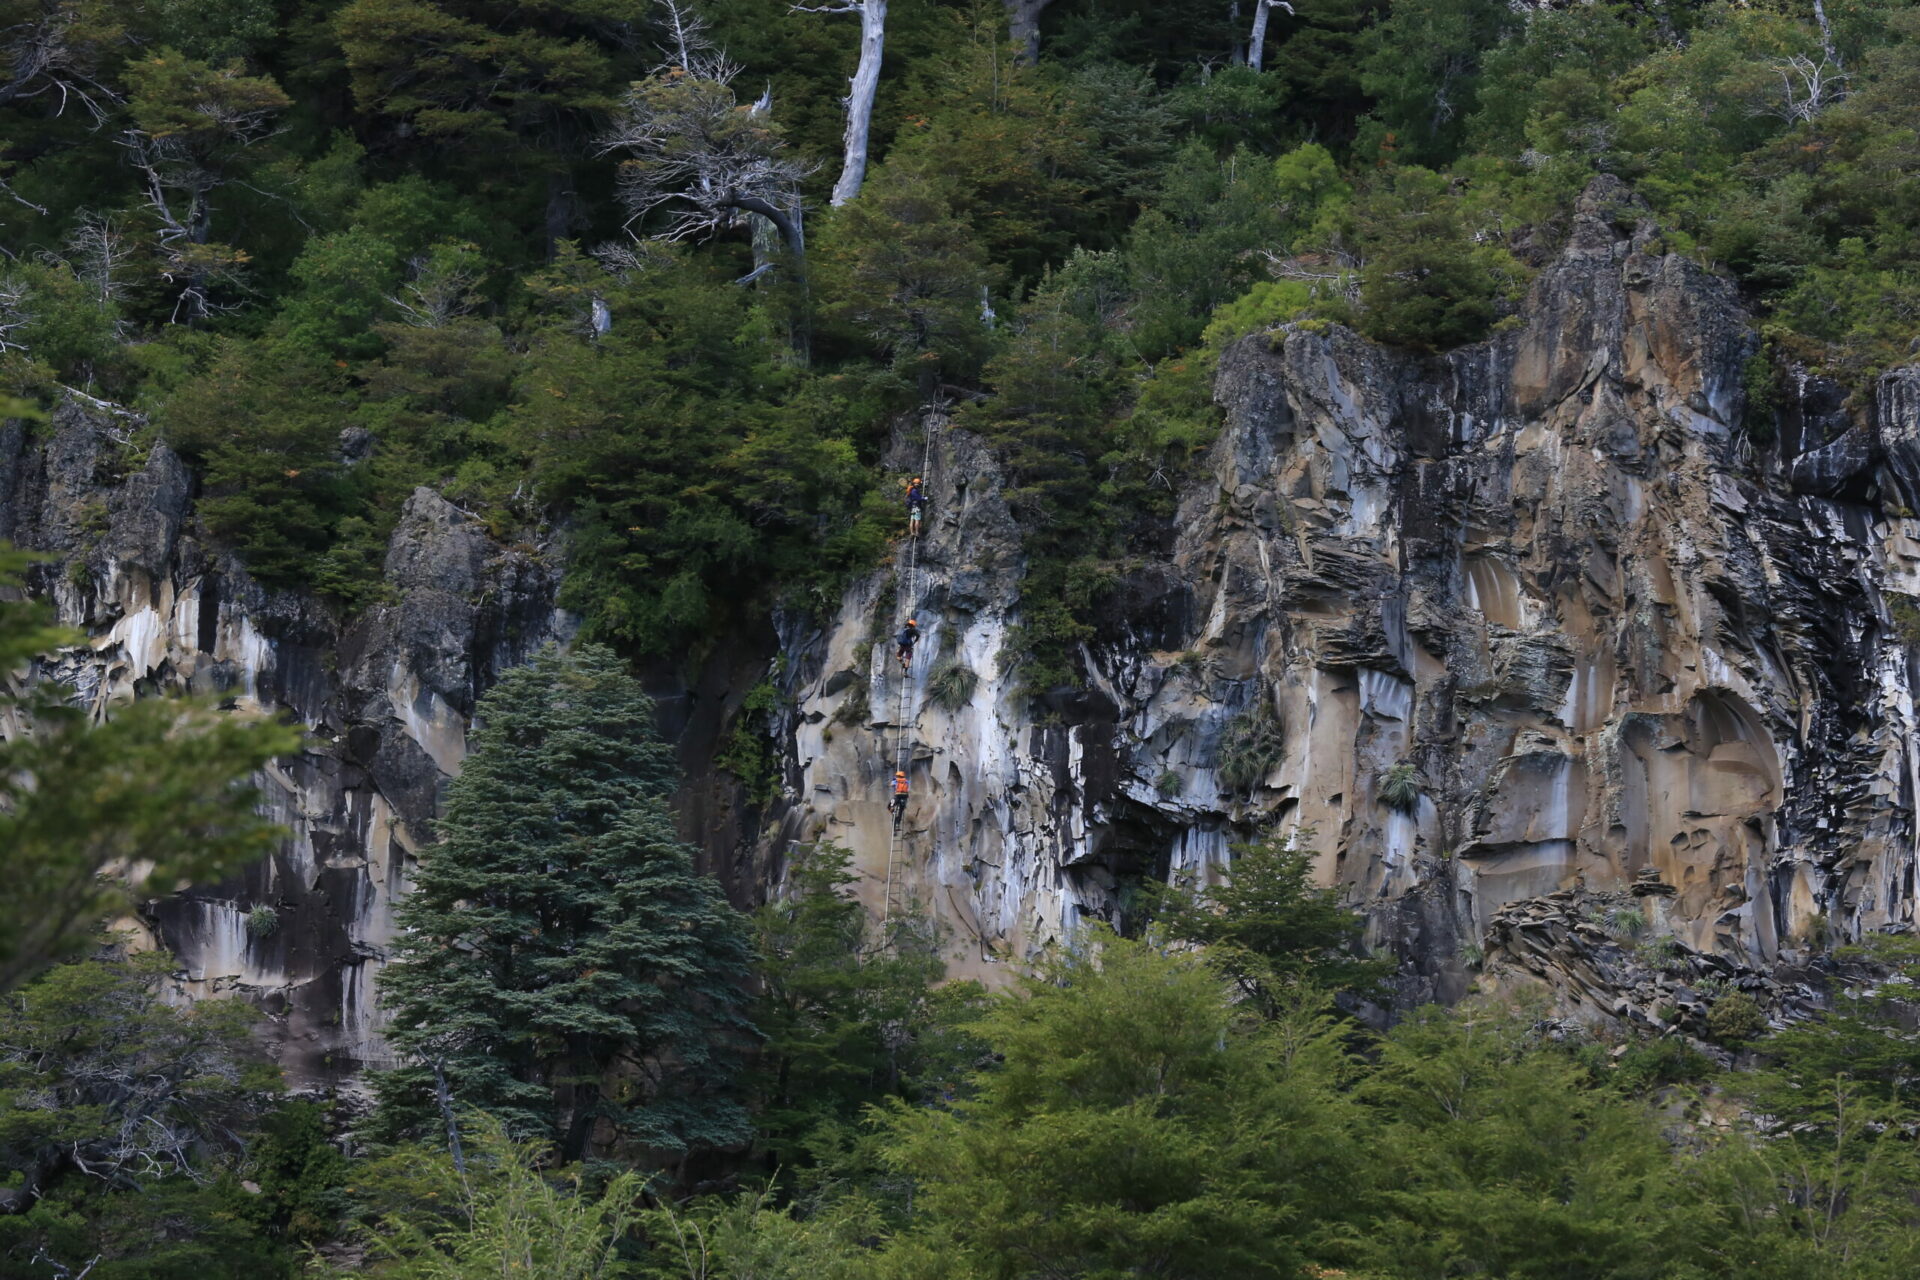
905, 618, 917, 628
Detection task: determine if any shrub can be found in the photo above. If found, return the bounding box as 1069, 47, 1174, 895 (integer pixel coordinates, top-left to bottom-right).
716, 679, 782, 807
1635, 936, 1688, 974
1154, 769, 1182, 799
1614, 1037, 1712, 1092
1216, 697, 1285, 794
1378, 762, 1421, 813
927, 657, 980, 712
245, 904, 279, 937
1890, 595, 1920, 647
1706, 990, 1767, 1046
1607, 906, 1646, 940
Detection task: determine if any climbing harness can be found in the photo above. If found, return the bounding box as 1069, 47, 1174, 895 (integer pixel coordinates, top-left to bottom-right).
881, 410, 938, 928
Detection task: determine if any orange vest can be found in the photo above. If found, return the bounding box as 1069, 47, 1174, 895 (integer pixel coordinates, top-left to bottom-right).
894, 777, 909, 796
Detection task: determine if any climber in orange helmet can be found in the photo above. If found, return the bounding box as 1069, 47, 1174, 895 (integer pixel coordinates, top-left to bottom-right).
896, 618, 919, 672
891, 770, 910, 827
906, 475, 928, 537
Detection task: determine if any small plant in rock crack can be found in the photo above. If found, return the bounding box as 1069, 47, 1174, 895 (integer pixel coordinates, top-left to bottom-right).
1706, 989, 1767, 1045
927, 657, 979, 712
1154, 769, 1182, 799
245, 904, 279, 937
1606, 906, 1646, 940
1216, 698, 1285, 794
1378, 762, 1421, 813
1635, 935, 1688, 974
1458, 939, 1485, 968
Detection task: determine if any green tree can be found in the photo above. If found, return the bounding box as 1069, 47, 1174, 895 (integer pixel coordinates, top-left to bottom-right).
0, 949, 275, 1223
1358, 0, 1518, 165
334, 0, 648, 248
748, 843, 953, 1173
157, 339, 372, 591
817, 156, 992, 388
1351, 1002, 1711, 1279
871, 932, 1366, 1279
370, 644, 755, 1166
1144, 831, 1387, 1011
351, 1115, 648, 1280
0, 546, 297, 993
1693, 935, 1920, 1277
1345, 165, 1528, 351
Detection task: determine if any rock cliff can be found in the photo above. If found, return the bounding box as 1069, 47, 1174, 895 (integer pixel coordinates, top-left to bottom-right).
769, 177, 1920, 1024
0, 408, 565, 1085
7, 176, 1919, 1070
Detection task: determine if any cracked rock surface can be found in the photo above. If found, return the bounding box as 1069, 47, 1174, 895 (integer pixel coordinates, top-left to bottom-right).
769, 177, 1920, 1015
0, 408, 565, 1086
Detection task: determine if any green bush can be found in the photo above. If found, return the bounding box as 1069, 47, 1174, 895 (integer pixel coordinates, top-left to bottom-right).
1378, 762, 1421, 813
1607, 906, 1646, 940
926, 657, 980, 713
1217, 698, 1285, 795
1706, 990, 1768, 1045
244, 905, 279, 938
1613, 1036, 1713, 1092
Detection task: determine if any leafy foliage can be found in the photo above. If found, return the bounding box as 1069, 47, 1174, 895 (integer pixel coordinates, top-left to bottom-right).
1144, 830, 1388, 1007
370, 644, 754, 1163
0, 545, 297, 992
1215, 696, 1286, 795
1377, 761, 1421, 812
924, 656, 978, 712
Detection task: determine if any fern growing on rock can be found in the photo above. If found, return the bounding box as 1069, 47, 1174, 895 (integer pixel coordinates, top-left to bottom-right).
927, 657, 980, 712
1216, 698, 1284, 794
1378, 762, 1421, 813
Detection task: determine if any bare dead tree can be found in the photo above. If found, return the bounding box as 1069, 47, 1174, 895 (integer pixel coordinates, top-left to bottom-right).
0, 274, 31, 353
0, 0, 121, 122
793, 0, 886, 205
116, 62, 287, 322
56, 211, 128, 308
598, 70, 811, 260
386, 250, 485, 329
1248, 0, 1294, 74
1768, 52, 1846, 123
1760, 0, 1849, 123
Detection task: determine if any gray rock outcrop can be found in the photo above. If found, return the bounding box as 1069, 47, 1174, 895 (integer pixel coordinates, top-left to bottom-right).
0, 408, 565, 1085
769, 178, 1920, 1020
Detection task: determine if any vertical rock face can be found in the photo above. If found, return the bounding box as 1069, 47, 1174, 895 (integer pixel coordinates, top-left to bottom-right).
774, 178, 1920, 1015
0, 409, 565, 1086
8, 175, 1920, 1069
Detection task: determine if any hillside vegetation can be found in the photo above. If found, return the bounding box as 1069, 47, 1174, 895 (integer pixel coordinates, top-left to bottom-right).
5, 1, 1920, 1275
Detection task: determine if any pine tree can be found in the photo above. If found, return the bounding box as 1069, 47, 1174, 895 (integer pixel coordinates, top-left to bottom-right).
370, 644, 755, 1165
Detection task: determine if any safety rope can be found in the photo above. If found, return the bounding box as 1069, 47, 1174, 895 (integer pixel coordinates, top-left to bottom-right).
881, 408, 938, 928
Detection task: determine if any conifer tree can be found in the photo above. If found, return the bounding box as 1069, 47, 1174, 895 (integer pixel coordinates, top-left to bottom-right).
370, 644, 755, 1165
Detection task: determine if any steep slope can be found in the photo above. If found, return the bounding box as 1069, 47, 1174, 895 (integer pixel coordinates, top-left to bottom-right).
772, 177, 1920, 1023
0, 409, 565, 1084
7, 177, 1918, 1072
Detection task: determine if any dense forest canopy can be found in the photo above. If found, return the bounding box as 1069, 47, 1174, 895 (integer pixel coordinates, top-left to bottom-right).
5, 0, 1917, 671
6, 0, 1920, 1276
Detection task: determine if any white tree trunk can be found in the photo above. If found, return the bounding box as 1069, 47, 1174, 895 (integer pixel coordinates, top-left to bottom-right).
831, 0, 886, 206
1005, 0, 1053, 64
1248, 0, 1292, 74
1812, 0, 1840, 69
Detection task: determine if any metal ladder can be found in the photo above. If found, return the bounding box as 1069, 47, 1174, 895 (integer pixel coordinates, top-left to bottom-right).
881, 409, 938, 928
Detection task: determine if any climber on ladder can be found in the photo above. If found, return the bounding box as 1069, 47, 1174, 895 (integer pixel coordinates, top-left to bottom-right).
891, 770, 910, 828
906, 475, 928, 538
895, 617, 919, 673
